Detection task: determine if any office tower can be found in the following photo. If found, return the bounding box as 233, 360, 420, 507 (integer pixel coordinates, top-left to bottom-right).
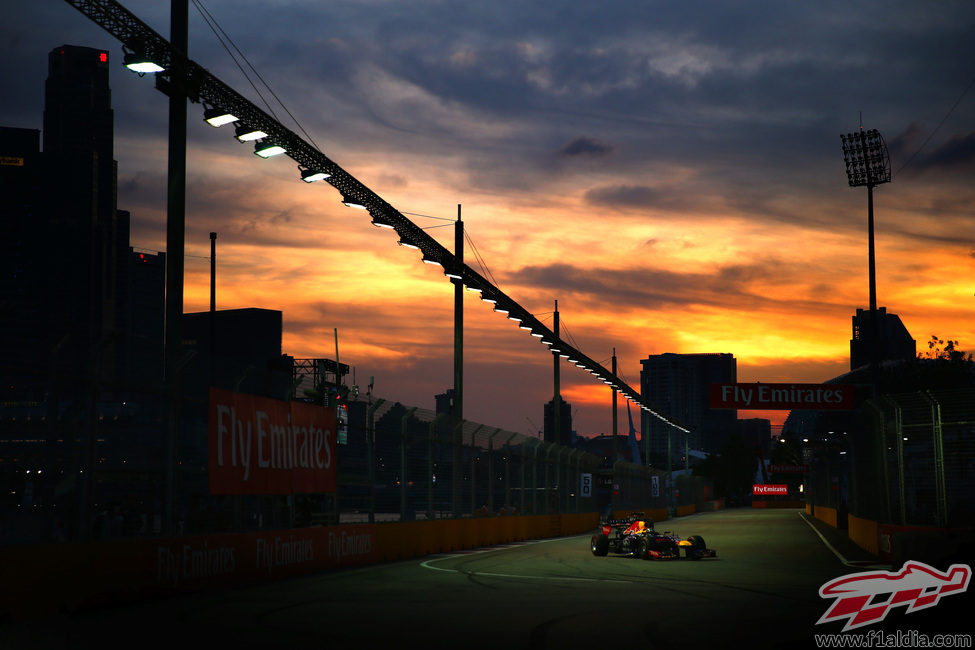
640, 353, 737, 460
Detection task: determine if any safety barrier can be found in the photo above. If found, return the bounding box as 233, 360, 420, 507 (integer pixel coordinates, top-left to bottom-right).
847, 513, 879, 557
0, 512, 600, 622
813, 504, 838, 528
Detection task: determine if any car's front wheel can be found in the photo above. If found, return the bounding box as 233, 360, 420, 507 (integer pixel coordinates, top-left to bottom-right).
637, 537, 650, 560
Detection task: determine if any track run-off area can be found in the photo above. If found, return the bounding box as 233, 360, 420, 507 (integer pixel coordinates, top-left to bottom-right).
4, 509, 973, 649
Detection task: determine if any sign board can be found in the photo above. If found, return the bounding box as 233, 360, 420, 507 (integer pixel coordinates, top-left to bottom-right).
651, 475, 660, 498
580, 473, 592, 498
208, 387, 336, 494
710, 383, 855, 411
753, 484, 789, 495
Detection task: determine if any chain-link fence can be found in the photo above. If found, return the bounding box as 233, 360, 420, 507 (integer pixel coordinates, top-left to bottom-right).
1, 388, 719, 543
807, 386, 975, 529
338, 398, 605, 522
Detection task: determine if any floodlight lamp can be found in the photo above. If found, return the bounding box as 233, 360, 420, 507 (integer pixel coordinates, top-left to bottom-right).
123, 51, 164, 74
204, 107, 237, 127
466, 285, 482, 293
493, 306, 510, 315
507, 314, 522, 322
421, 254, 441, 266
444, 269, 463, 280
840, 128, 890, 187
342, 195, 367, 210
301, 168, 331, 183
236, 124, 268, 142
397, 239, 419, 250
480, 294, 498, 304
370, 216, 394, 229
254, 141, 286, 158
531, 331, 544, 338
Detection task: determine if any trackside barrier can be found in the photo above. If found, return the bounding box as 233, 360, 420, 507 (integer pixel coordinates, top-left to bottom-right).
847, 513, 879, 557
610, 508, 668, 523
375, 512, 597, 561
814, 504, 838, 528
0, 513, 599, 621
752, 500, 805, 509
697, 499, 725, 512
810, 510, 975, 569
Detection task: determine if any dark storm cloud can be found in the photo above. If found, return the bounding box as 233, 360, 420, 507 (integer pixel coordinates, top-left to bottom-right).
558, 137, 613, 158
918, 132, 975, 171
584, 184, 660, 209
123, 0, 974, 226
507, 259, 838, 314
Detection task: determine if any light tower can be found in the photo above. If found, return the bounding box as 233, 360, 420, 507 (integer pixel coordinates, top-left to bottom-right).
840, 127, 891, 380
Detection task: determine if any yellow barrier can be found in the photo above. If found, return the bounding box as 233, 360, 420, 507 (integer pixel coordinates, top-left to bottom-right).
847, 514, 880, 557
1, 513, 603, 621
814, 505, 838, 528
374, 514, 600, 561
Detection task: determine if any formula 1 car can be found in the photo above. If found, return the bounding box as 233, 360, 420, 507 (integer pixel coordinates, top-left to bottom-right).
589, 512, 717, 560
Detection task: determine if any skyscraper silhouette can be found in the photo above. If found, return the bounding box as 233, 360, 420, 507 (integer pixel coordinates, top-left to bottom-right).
42, 44, 130, 393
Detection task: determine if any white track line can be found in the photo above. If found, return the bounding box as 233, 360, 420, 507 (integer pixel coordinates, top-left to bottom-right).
419, 535, 631, 583
798, 511, 889, 569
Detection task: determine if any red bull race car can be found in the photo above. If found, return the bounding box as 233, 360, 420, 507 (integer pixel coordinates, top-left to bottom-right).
589, 512, 717, 560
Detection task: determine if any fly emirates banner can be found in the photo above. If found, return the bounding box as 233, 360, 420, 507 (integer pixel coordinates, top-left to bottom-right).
208, 388, 337, 494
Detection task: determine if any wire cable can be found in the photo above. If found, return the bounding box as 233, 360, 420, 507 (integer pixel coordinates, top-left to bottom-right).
892, 73, 975, 180
192, 0, 323, 152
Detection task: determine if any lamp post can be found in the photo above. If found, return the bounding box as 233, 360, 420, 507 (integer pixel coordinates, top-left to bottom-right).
452, 204, 463, 517
162, 0, 188, 537
553, 300, 561, 445
840, 127, 891, 383
611, 349, 618, 462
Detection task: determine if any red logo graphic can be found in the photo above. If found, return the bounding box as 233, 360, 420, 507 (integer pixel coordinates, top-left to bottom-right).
817, 561, 971, 631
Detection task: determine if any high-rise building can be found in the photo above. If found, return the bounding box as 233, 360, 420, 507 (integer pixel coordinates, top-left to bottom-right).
849, 307, 916, 371
42, 44, 130, 393
543, 397, 572, 446
123, 245, 166, 390
0, 127, 45, 400
640, 353, 737, 460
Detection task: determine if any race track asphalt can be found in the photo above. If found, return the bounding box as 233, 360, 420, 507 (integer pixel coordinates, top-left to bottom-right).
3, 508, 973, 649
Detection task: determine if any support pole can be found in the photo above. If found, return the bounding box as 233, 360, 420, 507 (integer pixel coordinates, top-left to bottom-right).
401, 407, 417, 521
553, 300, 560, 444
612, 349, 618, 461
209, 231, 216, 386
452, 204, 463, 517
366, 397, 384, 524
163, 0, 188, 537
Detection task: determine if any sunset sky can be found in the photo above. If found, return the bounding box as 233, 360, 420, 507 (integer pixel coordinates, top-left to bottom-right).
3, 1, 974, 439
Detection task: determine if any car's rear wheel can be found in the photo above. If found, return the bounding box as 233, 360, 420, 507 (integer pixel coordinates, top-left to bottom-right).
591, 533, 609, 556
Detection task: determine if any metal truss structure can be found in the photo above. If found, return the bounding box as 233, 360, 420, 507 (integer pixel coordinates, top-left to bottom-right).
63, 0, 691, 435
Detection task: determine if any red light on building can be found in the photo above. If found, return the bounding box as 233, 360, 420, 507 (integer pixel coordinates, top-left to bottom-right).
99, 52, 108, 63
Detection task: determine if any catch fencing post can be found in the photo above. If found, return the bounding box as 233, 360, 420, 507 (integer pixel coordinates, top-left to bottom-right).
400, 407, 417, 521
